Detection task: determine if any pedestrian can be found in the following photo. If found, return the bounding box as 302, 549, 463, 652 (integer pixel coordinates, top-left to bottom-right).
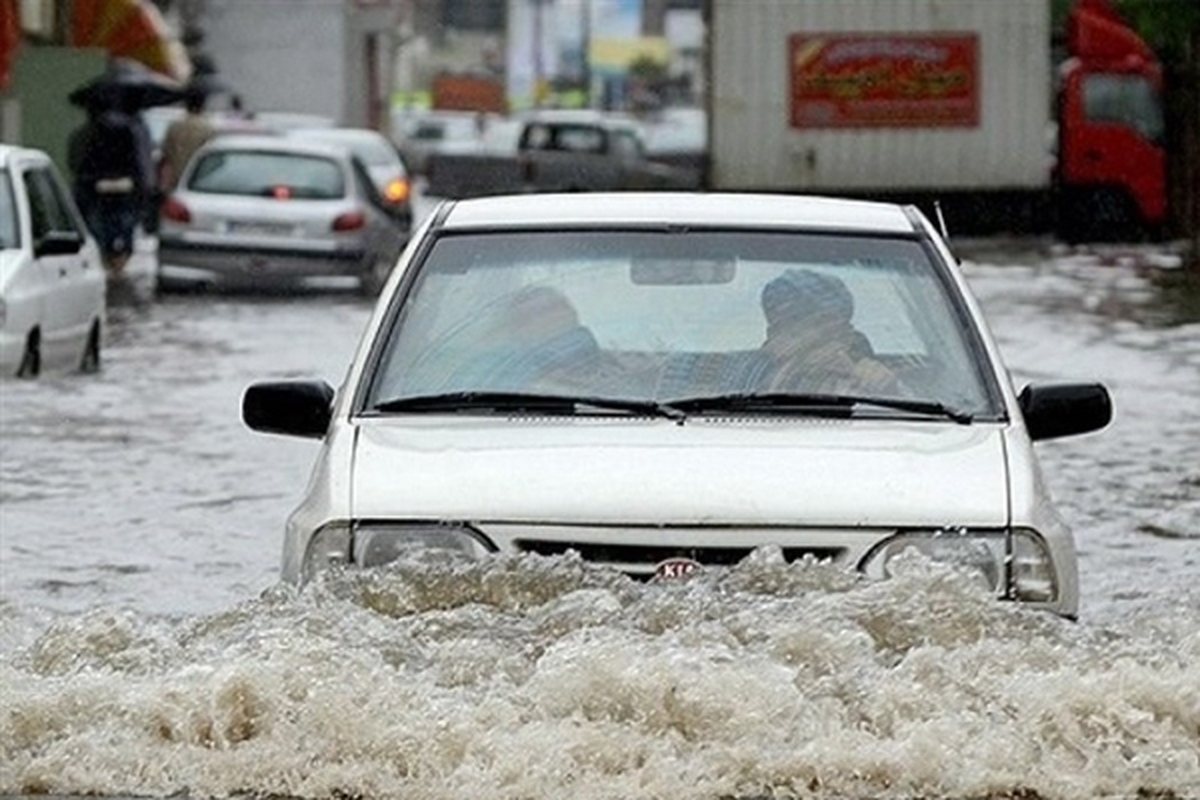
158, 83, 217, 191
67, 86, 155, 276
158, 83, 216, 193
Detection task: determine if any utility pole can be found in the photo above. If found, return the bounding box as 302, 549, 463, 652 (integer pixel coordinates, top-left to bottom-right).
580, 0, 591, 108
52, 0, 71, 43
532, 0, 548, 107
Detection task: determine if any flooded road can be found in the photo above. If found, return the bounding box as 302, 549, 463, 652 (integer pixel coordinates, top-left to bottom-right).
1, 240, 1198, 799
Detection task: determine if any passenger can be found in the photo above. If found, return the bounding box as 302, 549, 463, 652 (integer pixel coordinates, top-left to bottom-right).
758, 269, 904, 396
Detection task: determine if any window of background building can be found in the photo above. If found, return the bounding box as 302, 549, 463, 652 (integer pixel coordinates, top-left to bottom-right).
442, 0, 504, 32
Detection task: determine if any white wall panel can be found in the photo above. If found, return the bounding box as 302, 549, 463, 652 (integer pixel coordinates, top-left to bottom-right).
710, 0, 1052, 192
203, 0, 346, 122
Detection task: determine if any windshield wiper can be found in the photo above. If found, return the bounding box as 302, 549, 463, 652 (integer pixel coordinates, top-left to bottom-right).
663, 392, 973, 424
372, 391, 687, 421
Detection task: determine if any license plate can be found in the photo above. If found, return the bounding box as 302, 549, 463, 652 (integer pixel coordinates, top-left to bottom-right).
227, 220, 294, 237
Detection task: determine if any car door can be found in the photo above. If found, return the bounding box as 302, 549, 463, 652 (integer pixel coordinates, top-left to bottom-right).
21, 161, 96, 370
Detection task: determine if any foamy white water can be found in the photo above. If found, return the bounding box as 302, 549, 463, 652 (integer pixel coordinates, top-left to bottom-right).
1, 238, 1198, 799
3, 552, 1199, 800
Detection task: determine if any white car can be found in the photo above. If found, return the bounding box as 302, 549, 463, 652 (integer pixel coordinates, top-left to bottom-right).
393, 110, 488, 175
283, 127, 414, 227
242, 192, 1111, 618
157, 135, 411, 294
0, 144, 105, 378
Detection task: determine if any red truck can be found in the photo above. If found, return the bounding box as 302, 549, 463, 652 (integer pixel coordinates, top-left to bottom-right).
1056, 0, 1166, 240
704, 0, 1166, 241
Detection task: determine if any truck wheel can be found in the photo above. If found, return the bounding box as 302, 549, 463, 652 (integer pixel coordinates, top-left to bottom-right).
1084, 189, 1138, 243
1060, 188, 1134, 244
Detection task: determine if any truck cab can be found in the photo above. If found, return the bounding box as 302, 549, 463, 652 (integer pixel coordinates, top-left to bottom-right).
1056, 0, 1166, 240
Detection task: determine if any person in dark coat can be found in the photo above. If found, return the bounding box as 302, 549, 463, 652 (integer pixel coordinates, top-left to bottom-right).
67, 87, 155, 274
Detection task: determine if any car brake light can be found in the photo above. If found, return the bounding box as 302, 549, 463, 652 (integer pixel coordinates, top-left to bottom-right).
332, 209, 366, 231
161, 196, 191, 223
384, 178, 410, 203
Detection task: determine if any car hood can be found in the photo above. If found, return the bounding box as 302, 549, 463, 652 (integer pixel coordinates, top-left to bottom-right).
350, 417, 1011, 527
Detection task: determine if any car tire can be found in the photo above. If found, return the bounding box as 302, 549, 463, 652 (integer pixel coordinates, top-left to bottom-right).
16, 329, 39, 379
79, 321, 102, 374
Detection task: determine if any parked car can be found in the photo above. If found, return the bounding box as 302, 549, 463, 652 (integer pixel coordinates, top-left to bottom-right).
393, 109, 488, 175
241, 192, 1111, 618
157, 134, 411, 294
0, 144, 105, 378
284, 127, 413, 227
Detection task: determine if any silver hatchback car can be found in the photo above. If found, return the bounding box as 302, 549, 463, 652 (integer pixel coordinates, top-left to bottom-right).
157, 135, 410, 294
243, 192, 1111, 618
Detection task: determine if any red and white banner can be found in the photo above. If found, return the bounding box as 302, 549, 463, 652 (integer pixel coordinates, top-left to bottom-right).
789, 33, 980, 129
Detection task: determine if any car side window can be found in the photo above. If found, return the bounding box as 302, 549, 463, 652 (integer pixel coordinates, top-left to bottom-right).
555, 125, 605, 153
23, 168, 80, 242
612, 131, 643, 161
0, 172, 19, 249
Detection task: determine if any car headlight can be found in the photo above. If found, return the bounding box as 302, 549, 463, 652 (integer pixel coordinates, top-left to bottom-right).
303, 521, 493, 580
862, 528, 1005, 594
859, 528, 1059, 603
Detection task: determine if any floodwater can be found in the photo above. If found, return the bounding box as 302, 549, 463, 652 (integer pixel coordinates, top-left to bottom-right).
1, 235, 1198, 799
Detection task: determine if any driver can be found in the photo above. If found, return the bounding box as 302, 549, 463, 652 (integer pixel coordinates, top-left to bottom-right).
487, 286, 606, 391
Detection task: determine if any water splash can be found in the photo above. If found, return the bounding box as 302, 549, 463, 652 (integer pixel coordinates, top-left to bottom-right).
3, 552, 1197, 800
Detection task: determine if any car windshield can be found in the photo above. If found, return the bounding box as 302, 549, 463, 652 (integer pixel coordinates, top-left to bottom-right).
364, 230, 1003, 419
186, 150, 346, 199
0, 173, 18, 249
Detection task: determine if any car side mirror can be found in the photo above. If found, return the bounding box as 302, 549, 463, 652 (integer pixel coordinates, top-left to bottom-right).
35, 230, 84, 258
1018, 382, 1112, 441
243, 380, 335, 438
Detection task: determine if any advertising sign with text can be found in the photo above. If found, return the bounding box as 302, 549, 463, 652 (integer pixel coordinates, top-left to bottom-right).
789, 33, 979, 129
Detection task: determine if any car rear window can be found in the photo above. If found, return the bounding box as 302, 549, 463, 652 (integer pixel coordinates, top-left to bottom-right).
347, 138, 400, 167
411, 123, 445, 141
187, 151, 346, 199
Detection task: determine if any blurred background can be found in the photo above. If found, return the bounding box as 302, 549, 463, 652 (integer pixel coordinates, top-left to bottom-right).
0, 0, 1196, 255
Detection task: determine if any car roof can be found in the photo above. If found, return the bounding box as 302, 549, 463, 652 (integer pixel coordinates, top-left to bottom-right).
288, 126, 389, 143
518, 108, 644, 134
438, 192, 921, 234
196, 134, 353, 160
0, 143, 50, 168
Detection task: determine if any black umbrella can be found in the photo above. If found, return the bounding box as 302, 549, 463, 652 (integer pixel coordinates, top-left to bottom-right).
69, 57, 185, 111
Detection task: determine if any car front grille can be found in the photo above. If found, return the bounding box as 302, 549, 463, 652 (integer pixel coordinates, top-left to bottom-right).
512, 538, 844, 578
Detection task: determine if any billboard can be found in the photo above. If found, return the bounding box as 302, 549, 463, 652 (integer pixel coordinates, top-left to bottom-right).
789, 33, 979, 129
